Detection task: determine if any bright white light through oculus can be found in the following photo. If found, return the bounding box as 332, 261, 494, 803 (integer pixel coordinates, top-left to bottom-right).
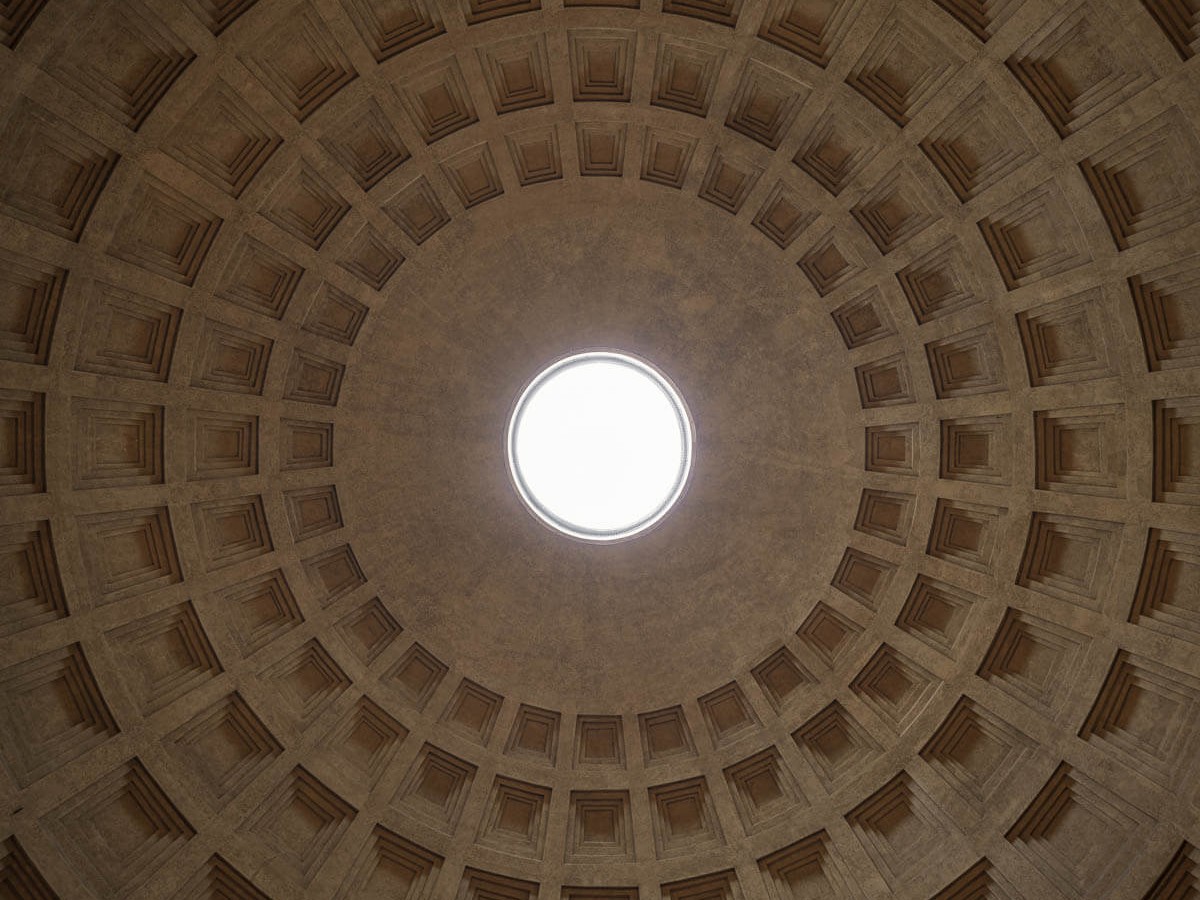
506, 351, 694, 542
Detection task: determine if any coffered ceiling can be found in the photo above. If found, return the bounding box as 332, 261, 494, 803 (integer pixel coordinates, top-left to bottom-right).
0, 0, 1198, 897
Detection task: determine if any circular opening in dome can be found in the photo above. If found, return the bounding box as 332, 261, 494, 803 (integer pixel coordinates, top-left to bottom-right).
506, 351, 694, 543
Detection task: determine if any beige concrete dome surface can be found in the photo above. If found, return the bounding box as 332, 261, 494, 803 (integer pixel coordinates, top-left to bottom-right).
0, 0, 1199, 896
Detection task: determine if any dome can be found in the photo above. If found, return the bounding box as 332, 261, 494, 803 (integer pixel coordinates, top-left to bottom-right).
0, 0, 1198, 897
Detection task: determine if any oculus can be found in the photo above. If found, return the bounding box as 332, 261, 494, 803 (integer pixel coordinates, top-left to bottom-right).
506, 351, 694, 542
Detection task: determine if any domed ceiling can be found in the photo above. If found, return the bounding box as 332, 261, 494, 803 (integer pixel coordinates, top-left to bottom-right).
0, 0, 1198, 897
